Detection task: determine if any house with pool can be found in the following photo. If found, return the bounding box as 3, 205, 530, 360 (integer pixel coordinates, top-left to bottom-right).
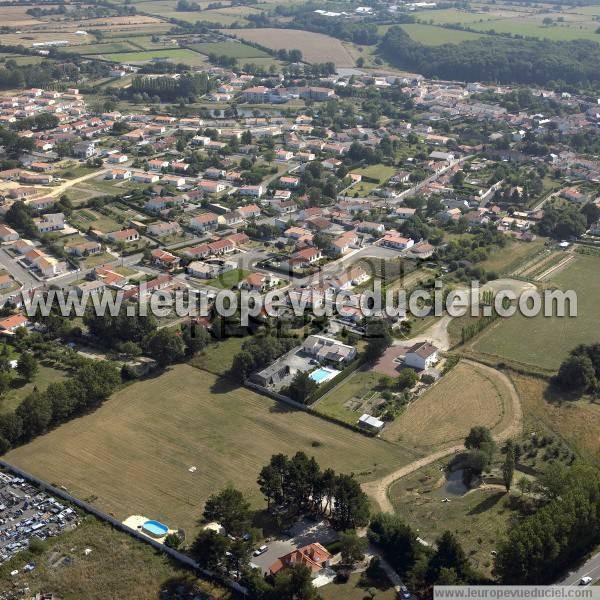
250, 335, 356, 391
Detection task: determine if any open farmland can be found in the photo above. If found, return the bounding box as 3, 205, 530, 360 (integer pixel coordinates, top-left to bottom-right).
400, 23, 488, 45
189, 41, 270, 59
225, 28, 357, 67
92, 48, 207, 66
382, 361, 518, 451
470, 254, 600, 370
6, 364, 412, 534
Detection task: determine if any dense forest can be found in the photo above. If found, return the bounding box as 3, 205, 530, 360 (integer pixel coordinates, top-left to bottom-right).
127, 71, 213, 102
380, 26, 600, 86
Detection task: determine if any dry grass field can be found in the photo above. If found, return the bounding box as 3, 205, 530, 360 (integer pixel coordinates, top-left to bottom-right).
0, 517, 230, 600
224, 28, 357, 66
511, 373, 600, 466
382, 361, 516, 451
6, 364, 412, 534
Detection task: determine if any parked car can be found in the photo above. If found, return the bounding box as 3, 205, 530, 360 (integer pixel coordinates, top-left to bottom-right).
253, 545, 268, 557
580, 577, 592, 586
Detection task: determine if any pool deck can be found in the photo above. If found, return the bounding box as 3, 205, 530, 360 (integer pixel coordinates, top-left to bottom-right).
122, 514, 176, 543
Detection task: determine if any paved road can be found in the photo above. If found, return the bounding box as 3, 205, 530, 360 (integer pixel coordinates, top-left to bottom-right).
0, 247, 38, 291
558, 551, 600, 586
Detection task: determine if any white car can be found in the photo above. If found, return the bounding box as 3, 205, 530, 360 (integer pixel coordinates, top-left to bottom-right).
253, 545, 268, 557
580, 576, 592, 586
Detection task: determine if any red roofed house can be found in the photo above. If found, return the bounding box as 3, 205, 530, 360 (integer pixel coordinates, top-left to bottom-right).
151, 248, 180, 270
0, 314, 30, 333
268, 543, 332, 577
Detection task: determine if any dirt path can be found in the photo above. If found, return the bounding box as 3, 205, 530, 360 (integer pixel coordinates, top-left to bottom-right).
361, 359, 523, 512
48, 168, 108, 197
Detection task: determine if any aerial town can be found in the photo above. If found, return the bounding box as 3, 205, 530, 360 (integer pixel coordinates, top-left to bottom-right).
0, 0, 599, 598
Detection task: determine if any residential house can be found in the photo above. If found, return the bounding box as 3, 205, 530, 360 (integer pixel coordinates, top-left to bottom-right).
302, 334, 356, 364
380, 233, 414, 250
288, 247, 322, 268
268, 543, 332, 578
34, 213, 65, 234
106, 228, 139, 244
404, 342, 438, 370
151, 248, 180, 270
238, 272, 279, 292
0, 314, 30, 333
66, 240, 101, 256
239, 185, 264, 198
191, 212, 220, 232
199, 179, 226, 195
0, 224, 19, 242
147, 221, 182, 238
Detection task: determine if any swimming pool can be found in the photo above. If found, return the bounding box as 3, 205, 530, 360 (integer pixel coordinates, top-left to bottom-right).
309, 367, 340, 384
142, 520, 169, 538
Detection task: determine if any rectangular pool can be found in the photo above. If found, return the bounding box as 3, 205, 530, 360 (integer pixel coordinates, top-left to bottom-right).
309, 367, 340, 384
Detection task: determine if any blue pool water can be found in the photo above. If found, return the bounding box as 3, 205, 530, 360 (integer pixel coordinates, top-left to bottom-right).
142, 520, 169, 537
309, 367, 340, 384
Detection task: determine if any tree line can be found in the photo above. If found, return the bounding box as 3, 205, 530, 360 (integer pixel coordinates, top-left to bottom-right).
0, 358, 120, 454
380, 26, 600, 87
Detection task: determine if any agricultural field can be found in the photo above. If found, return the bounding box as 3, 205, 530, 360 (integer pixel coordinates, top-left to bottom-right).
189, 41, 270, 59
61, 40, 142, 55
225, 28, 357, 67
389, 459, 517, 575
94, 48, 207, 66
382, 361, 516, 451
400, 23, 488, 45
188, 336, 245, 376
512, 373, 600, 466
5, 364, 413, 534
0, 516, 230, 600
470, 254, 600, 370
140, 0, 221, 21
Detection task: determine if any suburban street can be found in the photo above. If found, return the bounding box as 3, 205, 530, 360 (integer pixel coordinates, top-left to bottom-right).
557, 551, 600, 586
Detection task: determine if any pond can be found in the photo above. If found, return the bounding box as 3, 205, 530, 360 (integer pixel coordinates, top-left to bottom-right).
432, 468, 469, 497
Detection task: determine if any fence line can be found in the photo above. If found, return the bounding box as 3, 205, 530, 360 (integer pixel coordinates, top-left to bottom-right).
0, 458, 247, 597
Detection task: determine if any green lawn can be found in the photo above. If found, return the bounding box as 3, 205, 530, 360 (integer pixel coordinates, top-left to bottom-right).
401, 23, 488, 45
471, 254, 600, 370
92, 48, 207, 66
188, 336, 245, 376
315, 370, 386, 426
320, 571, 397, 600
351, 164, 396, 184
0, 364, 68, 415
206, 268, 250, 289
70, 208, 122, 234
189, 41, 269, 59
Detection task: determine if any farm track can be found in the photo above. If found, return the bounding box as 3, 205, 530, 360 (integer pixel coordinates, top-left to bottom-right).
361, 360, 523, 513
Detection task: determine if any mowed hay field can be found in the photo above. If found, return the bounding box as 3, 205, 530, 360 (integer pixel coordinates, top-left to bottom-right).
6, 364, 411, 534
471, 254, 600, 370
225, 28, 357, 66
382, 361, 517, 451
